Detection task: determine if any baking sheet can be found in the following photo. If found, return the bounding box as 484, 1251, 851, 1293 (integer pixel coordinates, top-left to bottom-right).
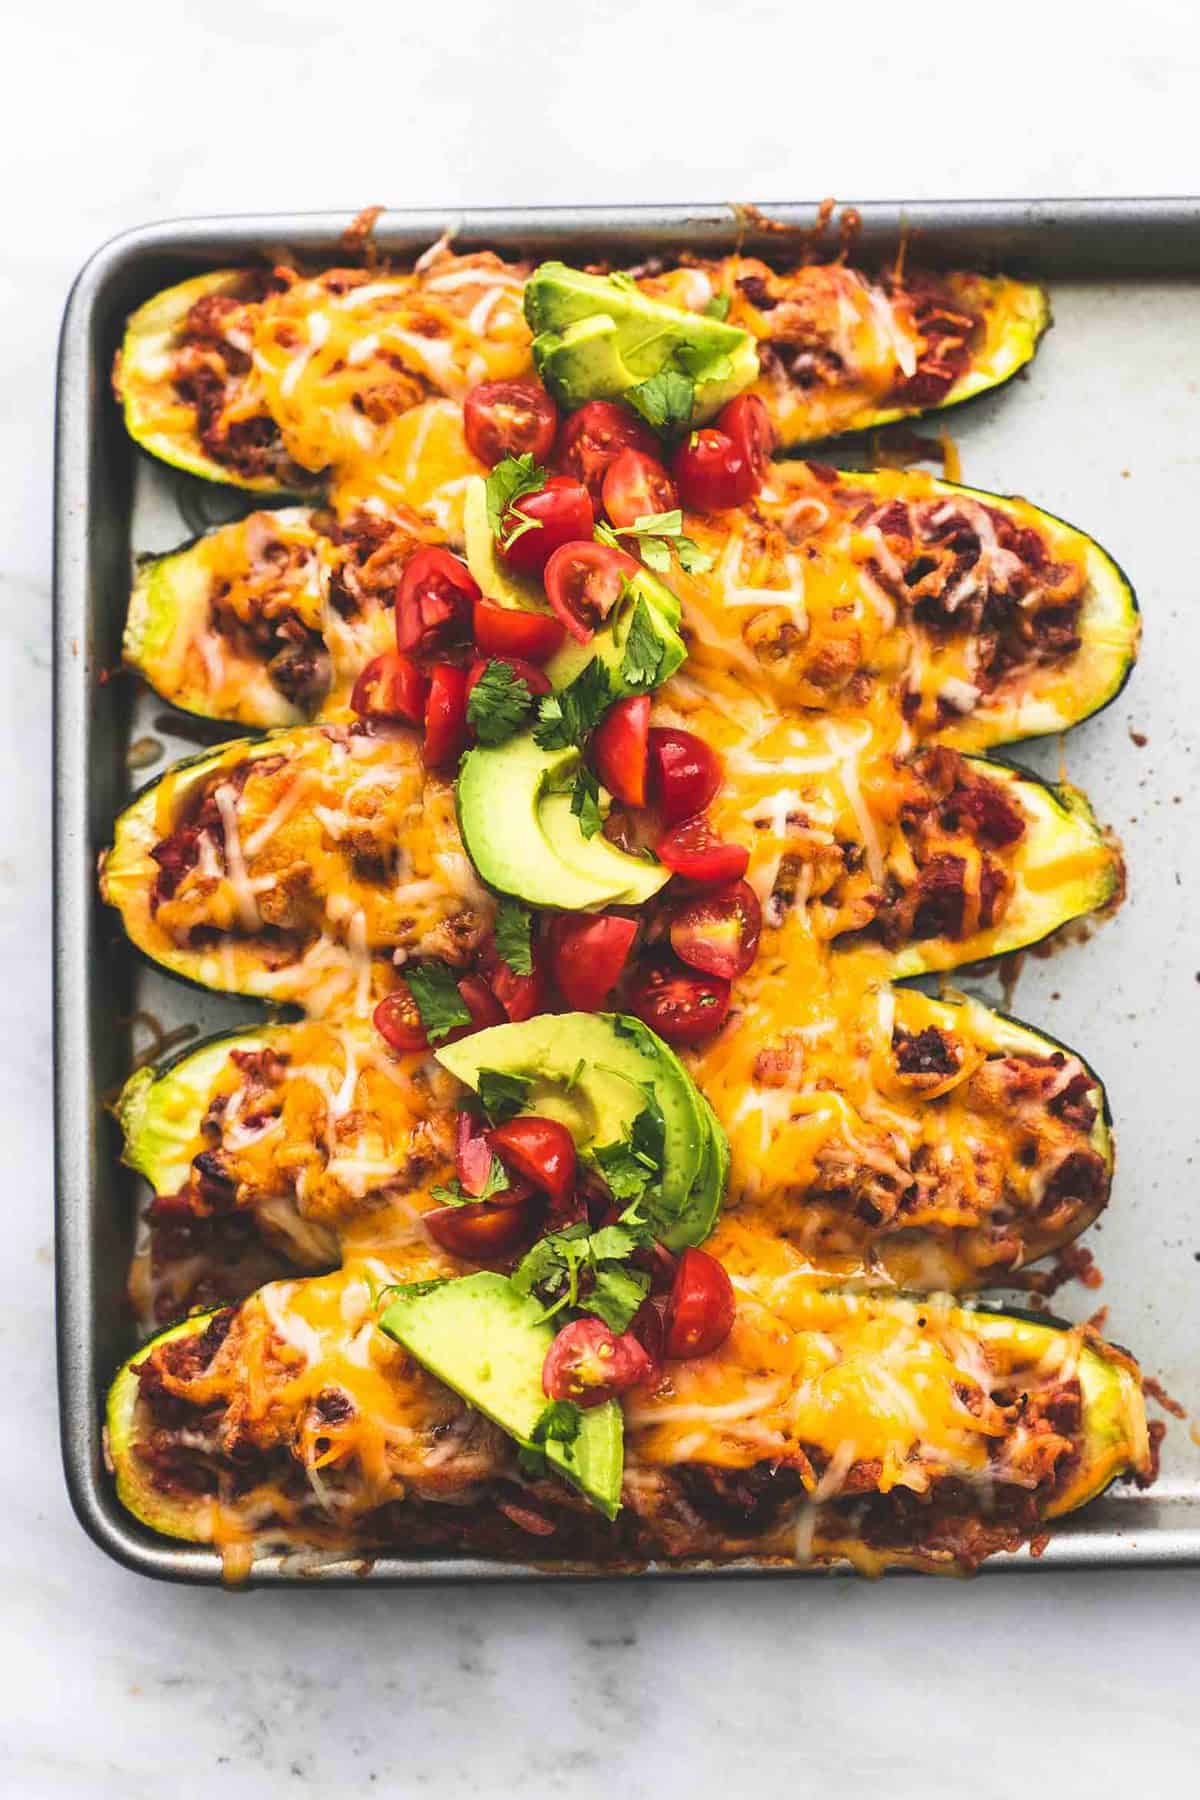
54, 203, 1200, 1582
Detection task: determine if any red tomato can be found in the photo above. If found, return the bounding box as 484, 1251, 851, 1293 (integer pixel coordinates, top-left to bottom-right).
473, 598, 565, 664
477, 929, 548, 1023
557, 400, 659, 500
423, 663, 470, 768
542, 541, 640, 644
463, 380, 557, 467
425, 1198, 536, 1261
718, 393, 774, 482
466, 653, 553, 712
646, 728, 722, 825
669, 880, 762, 979
672, 428, 756, 512
601, 448, 678, 529
396, 548, 480, 654
489, 1116, 577, 1209
350, 651, 427, 726
372, 983, 429, 1052
627, 1297, 665, 1376
663, 1247, 736, 1359
548, 913, 638, 1011
592, 695, 650, 807
498, 476, 594, 577
657, 815, 749, 885
374, 971, 504, 1055
541, 1317, 655, 1407
628, 954, 731, 1046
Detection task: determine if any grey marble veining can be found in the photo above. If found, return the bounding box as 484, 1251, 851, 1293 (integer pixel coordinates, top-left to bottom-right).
9, 3, 1200, 1792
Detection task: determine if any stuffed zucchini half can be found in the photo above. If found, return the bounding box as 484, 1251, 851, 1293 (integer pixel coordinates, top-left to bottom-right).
117, 1008, 728, 1287
672, 462, 1139, 749
98, 726, 499, 1013
105, 1256, 1148, 1573
691, 984, 1112, 1291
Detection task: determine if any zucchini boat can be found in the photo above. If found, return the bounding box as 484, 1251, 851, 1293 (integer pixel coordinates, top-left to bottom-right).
689, 984, 1113, 1291
99, 726, 497, 1013
116, 246, 1047, 501
105, 1255, 1148, 1573
123, 463, 1136, 751
671, 462, 1139, 749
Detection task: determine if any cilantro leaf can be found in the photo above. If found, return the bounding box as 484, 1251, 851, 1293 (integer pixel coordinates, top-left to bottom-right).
626, 368, 695, 439
466, 658, 536, 746
430, 1153, 511, 1206
485, 453, 548, 544
704, 292, 732, 321
583, 1264, 651, 1334
619, 597, 666, 692
591, 1141, 652, 1201
674, 344, 733, 385
625, 509, 684, 539
404, 963, 471, 1045
614, 508, 714, 579
512, 1224, 592, 1318
533, 657, 613, 751
518, 1398, 584, 1477
493, 897, 533, 976
635, 537, 672, 573
592, 1102, 666, 1202
675, 537, 715, 575
477, 1068, 532, 1124
570, 765, 604, 839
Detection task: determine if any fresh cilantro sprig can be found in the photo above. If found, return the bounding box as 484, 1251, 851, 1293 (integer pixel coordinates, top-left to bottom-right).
512, 1203, 654, 1334
626, 367, 695, 439
533, 657, 613, 751
493, 897, 533, 976
476, 1068, 533, 1124
603, 510, 714, 580
404, 963, 471, 1044
569, 764, 604, 839
618, 595, 667, 691
592, 1099, 666, 1204
518, 1399, 584, 1478
485, 453, 549, 551
466, 658, 536, 746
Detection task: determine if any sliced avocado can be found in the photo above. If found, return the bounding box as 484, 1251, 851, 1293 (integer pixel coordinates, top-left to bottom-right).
380, 1271, 623, 1519
456, 734, 668, 911
462, 477, 685, 698
525, 262, 759, 422
438, 1012, 727, 1249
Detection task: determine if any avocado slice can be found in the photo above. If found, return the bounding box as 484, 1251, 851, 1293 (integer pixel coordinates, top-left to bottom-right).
525, 263, 759, 422
379, 1271, 623, 1519
438, 1012, 727, 1249
462, 477, 686, 697
456, 733, 668, 911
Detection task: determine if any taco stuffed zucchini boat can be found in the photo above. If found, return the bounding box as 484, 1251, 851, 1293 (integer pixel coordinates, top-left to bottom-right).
115, 242, 1047, 503
105, 1245, 1147, 1574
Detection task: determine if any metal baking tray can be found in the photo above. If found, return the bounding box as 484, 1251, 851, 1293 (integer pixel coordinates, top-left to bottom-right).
55, 201, 1200, 1583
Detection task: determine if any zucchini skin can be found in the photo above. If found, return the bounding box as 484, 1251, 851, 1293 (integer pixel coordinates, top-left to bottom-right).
105, 1294, 1149, 1567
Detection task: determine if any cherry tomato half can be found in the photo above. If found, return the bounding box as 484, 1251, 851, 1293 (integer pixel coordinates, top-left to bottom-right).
592, 695, 651, 808
448, 974, 507, 1041
542, 1317, 656, 1407
489, 1116, 577, 1210
557, 400, 659, 500
663, 1247, 736, 1359
372, 983, 429, 1052
350, 651, 427, 726
673, 428, 756, 513
476, 928, 548, 1024
628, 954, 731, 1046
473, 598, 565, 664
498, 476, 594, 577
425, 1197, 537, 1261
627, 1297, 666, 1376
601, 448, 678, 529
646, 727, 722, 825
423, 663, 470, 768
463, 379, 557, 467
542, 540, 640, 644
548, 913, 638, 1011
718, 393, 774, 483
669, 879, 762, 980
396, 547, 480, 655
656, 814, 749, 885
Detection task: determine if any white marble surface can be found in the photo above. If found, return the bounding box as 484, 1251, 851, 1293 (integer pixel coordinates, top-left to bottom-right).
6, 2, 1200, 1792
